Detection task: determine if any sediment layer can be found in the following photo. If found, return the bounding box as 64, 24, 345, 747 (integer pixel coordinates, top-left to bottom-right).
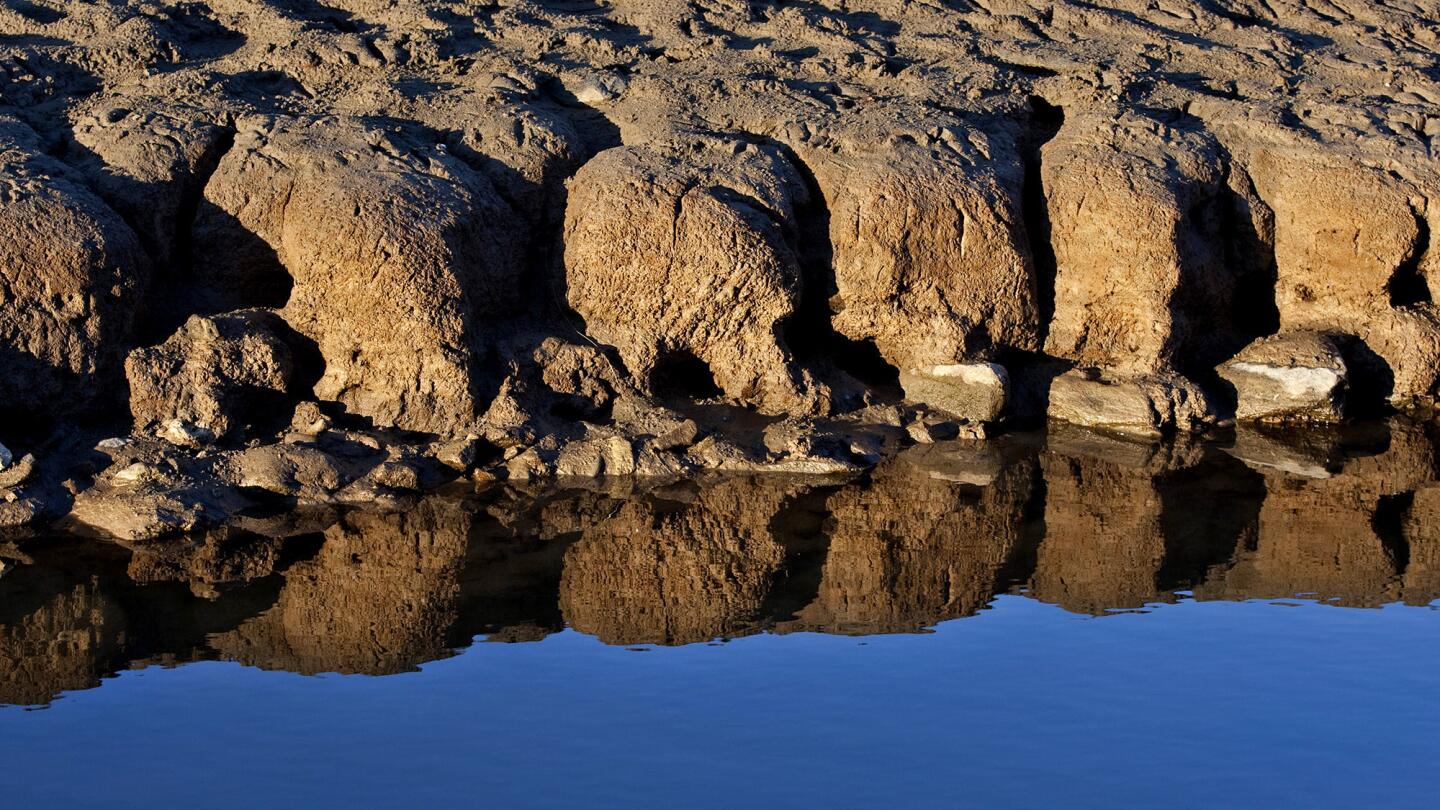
1, 1, 1438, 528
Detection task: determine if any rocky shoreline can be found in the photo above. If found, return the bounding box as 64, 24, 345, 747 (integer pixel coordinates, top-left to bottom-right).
1, 1, 1437, 538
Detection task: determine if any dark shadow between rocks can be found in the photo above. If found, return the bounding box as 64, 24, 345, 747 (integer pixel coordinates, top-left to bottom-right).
1021, 95, 1064, 344
649, 349, 723, 401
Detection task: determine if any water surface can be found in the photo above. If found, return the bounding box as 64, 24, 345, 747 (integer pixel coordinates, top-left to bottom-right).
2, 424, 1438, 808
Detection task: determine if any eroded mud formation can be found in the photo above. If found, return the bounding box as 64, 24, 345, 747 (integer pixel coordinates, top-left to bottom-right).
1, 0, 1438, 534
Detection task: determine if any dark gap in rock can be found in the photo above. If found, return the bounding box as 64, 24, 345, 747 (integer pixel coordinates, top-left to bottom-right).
995, 348, 1071, 426
650, 350, 722, 401
1372, 490, 1413, 573
1339, 337, 1396, 417
1388, 209, 1431, 307
1220, 163, 1280, 361
751, 137, 901, 401
549, 393, 612, 423
146, 123, 240, 343
1020, 96, 1063, 345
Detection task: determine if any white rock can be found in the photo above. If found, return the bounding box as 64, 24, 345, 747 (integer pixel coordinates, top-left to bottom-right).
1219, 332, 1348, 424
0, 442, 10, 470
158, 418, 214, 448
899, 362, 1009, 423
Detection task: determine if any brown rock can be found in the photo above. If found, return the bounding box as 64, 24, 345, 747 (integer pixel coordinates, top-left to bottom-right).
195, 116, 523, 434
563, 137, 829, 415
1047, 368, 1217, 436
1242, 144, 1440, 404
1042, 112, 1237, 375
898, 362, 1010, 423
0, 115, 149, 419
802, 126, 1039, 369
1219, 332, 1347, 424
125, 309, 301, 441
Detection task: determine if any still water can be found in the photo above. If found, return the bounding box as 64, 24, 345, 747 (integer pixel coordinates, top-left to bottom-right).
2, 424, 1438, 808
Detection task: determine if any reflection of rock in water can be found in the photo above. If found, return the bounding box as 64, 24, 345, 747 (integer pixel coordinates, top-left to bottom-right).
558, 478, 811, 645
0, 539, 284, 706
7, 423, 1440, 704
1196, 423, 1436, 607
124, 528, 287, 599
1030, 450, 1170, 614
1402, 487, 1440, 606
1030, 433, 1257, 615
210, 499, 473, 675
781, 447, 1040, 634
0, 569, 126, 706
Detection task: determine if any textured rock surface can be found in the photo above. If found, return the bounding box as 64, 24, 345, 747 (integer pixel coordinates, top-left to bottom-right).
1047, 369, 1217, 436
0, 116, 149, 421
564, 138, 827, 415
898, 363, 1010, 424
126, 309, 301, 441
1219, 332, 1348, 424
1, 0, 1439, 497
802, 124, 1040, 370
1042, 112, 1239, 375
196, 117, 522, 434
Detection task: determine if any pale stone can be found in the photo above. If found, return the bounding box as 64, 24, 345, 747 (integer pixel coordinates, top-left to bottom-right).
1219, 332, 1348, 423
900, 362, 1009, 423
1047, 369, 1217, 436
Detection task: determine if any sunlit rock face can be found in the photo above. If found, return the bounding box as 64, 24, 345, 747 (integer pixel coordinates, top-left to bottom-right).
780, 450, 1040, 635
557, 478, 811, 646
210, 499, 475, 675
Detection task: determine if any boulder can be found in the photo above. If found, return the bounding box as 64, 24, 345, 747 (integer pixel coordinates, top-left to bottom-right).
1047, 368, 1217, 436
563, 137, 829, 415
898, 362, 1009, 424
1242, 144, 1440, 403
194, 116, 523, 434
1219, 332, 1347, 423
125, 309, 302, 441
0, 115, 149, 419
801, 125, 1039, 369
1042, 112, 1237, 375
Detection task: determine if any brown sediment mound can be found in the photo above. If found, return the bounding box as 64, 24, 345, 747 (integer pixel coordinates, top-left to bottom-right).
1, 0, 1438, 527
